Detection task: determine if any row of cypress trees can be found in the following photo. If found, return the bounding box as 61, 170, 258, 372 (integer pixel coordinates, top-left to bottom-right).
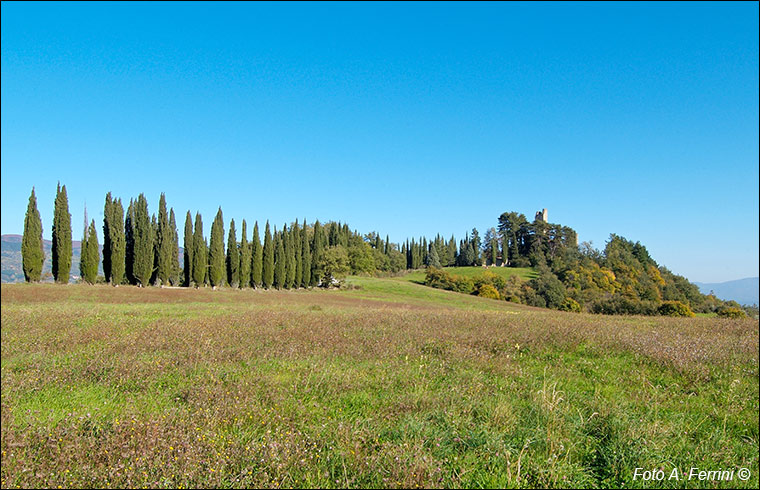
21, 186, 479, 285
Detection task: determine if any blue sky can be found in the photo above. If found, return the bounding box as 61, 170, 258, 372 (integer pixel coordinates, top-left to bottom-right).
2, 2, 757, 283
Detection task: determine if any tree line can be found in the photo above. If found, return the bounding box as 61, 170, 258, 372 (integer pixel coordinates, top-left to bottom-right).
21, 185, 487, 288
21, 185, 747, 317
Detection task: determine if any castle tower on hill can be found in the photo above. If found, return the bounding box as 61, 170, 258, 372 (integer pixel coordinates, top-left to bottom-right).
535, 208, 548, 223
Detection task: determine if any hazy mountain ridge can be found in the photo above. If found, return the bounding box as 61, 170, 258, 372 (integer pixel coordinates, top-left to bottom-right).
1, 234, 184, 283
693, 277, 759, 306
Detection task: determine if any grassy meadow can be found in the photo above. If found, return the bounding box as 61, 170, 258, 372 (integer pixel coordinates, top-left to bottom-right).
1, 277, 758, 489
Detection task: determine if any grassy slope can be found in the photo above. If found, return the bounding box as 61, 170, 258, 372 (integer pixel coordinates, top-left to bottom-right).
396, 266, 536, 285
1, 282, 758, 489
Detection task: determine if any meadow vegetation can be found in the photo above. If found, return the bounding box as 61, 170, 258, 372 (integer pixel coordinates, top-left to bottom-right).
2, 281, 758, 489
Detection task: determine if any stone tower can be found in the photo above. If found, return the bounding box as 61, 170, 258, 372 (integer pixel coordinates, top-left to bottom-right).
535, 208, 548, 223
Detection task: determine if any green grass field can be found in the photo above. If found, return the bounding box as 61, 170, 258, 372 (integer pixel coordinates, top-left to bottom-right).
395, 266, 536, 286
1, 280, 758, 489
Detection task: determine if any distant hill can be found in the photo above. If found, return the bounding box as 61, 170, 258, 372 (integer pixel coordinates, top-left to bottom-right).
1, 234, 184, 283
1, 234, 95, 283
694, 277, 759, 306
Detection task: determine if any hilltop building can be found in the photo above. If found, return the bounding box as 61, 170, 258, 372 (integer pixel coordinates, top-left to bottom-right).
535, 208, 548, 223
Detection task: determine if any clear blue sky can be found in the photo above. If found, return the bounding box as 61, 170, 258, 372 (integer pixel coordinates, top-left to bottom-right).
2, 2, 757, 283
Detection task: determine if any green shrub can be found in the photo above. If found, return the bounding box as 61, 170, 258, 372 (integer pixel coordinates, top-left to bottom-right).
658, 300, 695, 317
716, 306, 747, 319
476, 284, 501, 300
559, 297, 581, 312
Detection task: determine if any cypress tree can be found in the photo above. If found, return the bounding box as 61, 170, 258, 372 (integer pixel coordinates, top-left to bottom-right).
125, 200, 135, 284
184, 211, 193, 286
490, 237, 498, 265
103, 192, 113, 283
150, 214, 159, 285
156, 193, 172, 285
293, 221, 302, 289
262, 221, 273, 289
251, 221, 263, 287
471, 228, 481, 266
169, 208, 180, 285
226, 218, 239, 288
81, 220, 99, 284
284, 224, 296, 289
132, 194, 153, 286
192, 212, 206, 287
311, 220, 323, 286
301, 219, 311, 288
80, 206, 89, 282
52, 183, 72, 284
22, 187, 44, 282
274, 231, 285, 289
428, 243, 442, 268
111, 199, 125, 285
239, 220, 251, 289
208, 208, 225, 288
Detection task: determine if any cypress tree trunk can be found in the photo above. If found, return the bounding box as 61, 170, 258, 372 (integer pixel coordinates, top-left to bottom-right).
184, 211, 194, 287
192, 213, 207, 287
262, 221, 274, 289
22, 187, 44, 282
208, 208, 225, 288
226, 219, 239, 288
52, 183, 72, 284
252, 222, 263, 288
239, 220, 251, 289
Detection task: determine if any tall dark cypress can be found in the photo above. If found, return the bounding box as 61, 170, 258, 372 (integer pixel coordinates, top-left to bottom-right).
81, 220, 99, 284
293, 221, 302, 289
239, 220, 251, 289
132, 194, 153, 286
208, 208, 225, 288
52, 183, 72, 283
226, 218, 239, 288
111, 199, 125, 285
251, 221, 263, 288
156, 194, 172, 285
150, 214, 159, 285
102, 192, 113, 283
80, 206, 90, 282
192, 213, 206, 287
262, 221, 274, 289
169, 209, 180, 285
311, 220, 323, 286
184, 211, 194, 286
284, 224, 296, 289
428, 243, 442, 268
125, 200, 135, 284
22, 187, 44, 282
274, 231, 285, 289
301, 219, 311, 288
